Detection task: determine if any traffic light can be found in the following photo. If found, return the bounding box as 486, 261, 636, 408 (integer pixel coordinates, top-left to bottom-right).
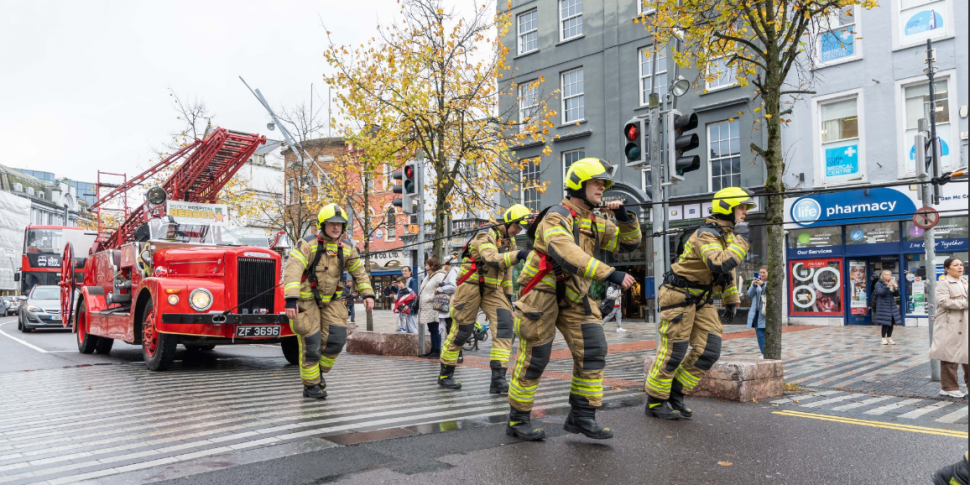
670, 110, 700, 176
392, 165, 412, 213
403, 162, 417, 196
623, 118, 646, 167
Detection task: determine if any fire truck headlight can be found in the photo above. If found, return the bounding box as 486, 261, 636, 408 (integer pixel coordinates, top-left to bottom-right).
167, 294, 179, 306
188, 288, 213, 312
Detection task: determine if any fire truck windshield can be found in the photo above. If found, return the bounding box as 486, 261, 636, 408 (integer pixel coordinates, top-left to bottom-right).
147, 219, 269, 248
25, 228, 98, 255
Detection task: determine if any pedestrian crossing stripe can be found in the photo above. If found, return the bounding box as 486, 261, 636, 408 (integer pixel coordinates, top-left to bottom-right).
773, 410, 967, 438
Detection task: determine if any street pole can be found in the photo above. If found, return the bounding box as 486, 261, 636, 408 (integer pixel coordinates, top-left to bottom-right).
415, 156, 427, 355
648, 93, 664, 326
915, 132, 940, 382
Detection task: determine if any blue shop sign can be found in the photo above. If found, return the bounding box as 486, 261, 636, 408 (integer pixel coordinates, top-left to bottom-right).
825, 144, 859, 177
904, 238, 970, 253
820, 30, 855, 62
790, 246, 844, 258
790, 188, 917, 227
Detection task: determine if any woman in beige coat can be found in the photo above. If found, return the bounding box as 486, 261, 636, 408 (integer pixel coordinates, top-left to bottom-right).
931, 257, 968, 398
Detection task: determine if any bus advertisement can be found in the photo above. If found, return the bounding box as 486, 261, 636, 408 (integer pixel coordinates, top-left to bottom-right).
21, 226, 97, 295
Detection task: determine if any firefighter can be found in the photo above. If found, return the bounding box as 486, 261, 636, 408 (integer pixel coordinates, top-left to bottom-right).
283, 203, 375, 399
506, 157, 641, 441
437, 204, 531, 394
644, 186, 753, 420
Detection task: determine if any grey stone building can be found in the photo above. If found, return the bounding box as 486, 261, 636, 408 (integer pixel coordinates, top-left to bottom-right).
498, 0, 771, 316
780, 0, 969, 326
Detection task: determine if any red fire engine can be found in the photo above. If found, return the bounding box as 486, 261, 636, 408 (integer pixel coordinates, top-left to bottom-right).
58, 128, 299, 370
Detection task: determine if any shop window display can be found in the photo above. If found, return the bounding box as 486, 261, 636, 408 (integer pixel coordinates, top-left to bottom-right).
789, 258, 843, 316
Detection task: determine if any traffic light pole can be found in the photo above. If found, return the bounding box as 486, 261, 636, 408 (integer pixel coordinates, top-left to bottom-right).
647, 93, 664, 325
415, 157, 427, 355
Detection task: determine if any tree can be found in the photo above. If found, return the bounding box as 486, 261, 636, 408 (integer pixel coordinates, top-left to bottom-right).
323, 0, 557, 259
647, 0, 876, 359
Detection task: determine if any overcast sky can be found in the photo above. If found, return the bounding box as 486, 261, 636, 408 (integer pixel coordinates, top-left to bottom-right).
0, 0, 405, 183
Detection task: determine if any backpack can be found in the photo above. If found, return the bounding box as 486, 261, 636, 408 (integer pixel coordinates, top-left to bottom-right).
670, 221, 722, 266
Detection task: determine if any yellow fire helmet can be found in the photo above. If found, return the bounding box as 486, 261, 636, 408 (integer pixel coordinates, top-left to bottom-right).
503, 204, 532, 227
711, 187, 756, 215
317, 203, 348, 230
565, 157, 615, 192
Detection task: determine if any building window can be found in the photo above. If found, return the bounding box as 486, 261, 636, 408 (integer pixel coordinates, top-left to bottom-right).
638, 0, 656, 15
902, 77, 954, 175
816, 5, 860, 65
893, 0, 953, 50
562, 149, 586, 184
818, 95, 863, 183
705, 57, 736, 91
519, 83, 539, 132
385, 207, 397, 242
708, 119, 741, 192
285, 178, 296, 205
559, 0, 582, 41
561, 68, 585, 124
382, 164, 393, 191
521, 158, 542, 212
518, 9, 538, 55
639, 47, 667, 105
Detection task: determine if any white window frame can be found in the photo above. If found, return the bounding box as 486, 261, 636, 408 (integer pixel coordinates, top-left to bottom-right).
561, 149, 586, 185
638, 0, 656, 15
285, 178, 296, 205
891, 0, 955, 51
893, 69, 960, 178
384, 206, 397, 242
704, 56, 737, 91
810, 89, 867, 186
814, 5, 863, 67
381, 164, 393, 191
517, 9, 538, 55
560, 68, 585, 125
706, 119, 742, 193
638, 46, 667, 106
520, 158, 542, 212
518, 82, 539, 133
559, 0, 583, 42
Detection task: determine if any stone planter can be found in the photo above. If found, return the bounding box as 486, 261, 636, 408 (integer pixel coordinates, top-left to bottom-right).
644, 357, 784, 402
346, 330, 430, 356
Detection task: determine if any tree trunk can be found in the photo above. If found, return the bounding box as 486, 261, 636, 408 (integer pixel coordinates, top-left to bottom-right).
763, 80, 785, 361
363, 174, 373, 331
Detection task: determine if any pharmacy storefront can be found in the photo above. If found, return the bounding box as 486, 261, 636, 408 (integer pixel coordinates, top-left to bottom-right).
784, 185, 969, 326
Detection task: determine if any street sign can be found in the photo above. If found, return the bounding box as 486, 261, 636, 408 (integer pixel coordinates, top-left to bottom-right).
913, 206, 940, 230
407, 224, 420, 235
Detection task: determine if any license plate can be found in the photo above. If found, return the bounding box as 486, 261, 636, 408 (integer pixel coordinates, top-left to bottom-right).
236, 325, 280, 337
49, 315, 61, 322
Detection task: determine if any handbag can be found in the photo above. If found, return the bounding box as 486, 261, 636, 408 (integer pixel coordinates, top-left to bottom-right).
432, 292, 451, 313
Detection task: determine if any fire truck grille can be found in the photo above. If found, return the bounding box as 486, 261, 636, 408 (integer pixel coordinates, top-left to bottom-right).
237, 258, 277, 314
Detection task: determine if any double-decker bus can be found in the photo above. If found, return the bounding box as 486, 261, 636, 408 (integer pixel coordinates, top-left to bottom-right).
20, 226, 97, 295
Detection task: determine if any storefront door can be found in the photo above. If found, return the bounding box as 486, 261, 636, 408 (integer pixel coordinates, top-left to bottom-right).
846, 256, 903, 326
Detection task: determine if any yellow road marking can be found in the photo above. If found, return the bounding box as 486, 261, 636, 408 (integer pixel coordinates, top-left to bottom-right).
773, 410, 967, 438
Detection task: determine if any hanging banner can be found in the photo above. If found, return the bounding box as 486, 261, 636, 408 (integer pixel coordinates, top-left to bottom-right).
167, 201, 229, 225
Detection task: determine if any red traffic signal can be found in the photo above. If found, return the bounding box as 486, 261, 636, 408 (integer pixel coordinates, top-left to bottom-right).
624, 123, 640, 141
622, 118, 645, 166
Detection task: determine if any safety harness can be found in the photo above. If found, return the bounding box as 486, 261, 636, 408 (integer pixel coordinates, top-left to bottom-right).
301, 234, 344, 306
520, 204, 600, 312
660, 222, 731, 311
454, 225, 492, 299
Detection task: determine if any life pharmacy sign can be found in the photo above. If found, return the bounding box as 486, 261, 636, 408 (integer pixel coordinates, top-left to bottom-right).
788, 188, 917, 227
167, 201, 229, 226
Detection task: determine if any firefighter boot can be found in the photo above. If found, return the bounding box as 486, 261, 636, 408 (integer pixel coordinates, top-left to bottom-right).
506, 408, 546, 441
646, 395, 681, 420
563, 405, 614, 440
669, 379, 693, 418
932, 452, 969, 485
303, 377, 328, 400
438, 364, 462, 390
490, 365, 509, 395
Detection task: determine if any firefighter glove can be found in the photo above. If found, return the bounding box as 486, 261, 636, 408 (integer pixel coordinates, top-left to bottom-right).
516, 250, 529, 262
285, 298, 298, 311
719, 304, 737, 325
613, 205, 633, 223
606, 270, 629, 286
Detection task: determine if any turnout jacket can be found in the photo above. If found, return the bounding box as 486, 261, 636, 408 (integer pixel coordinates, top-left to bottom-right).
283, 234, 375, 303
458, 219, 517, 297
518, 198, 642, 305
670, 217, 749, 305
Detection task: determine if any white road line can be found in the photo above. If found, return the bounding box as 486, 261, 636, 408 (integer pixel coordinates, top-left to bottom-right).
831, 396, 894, 411
800, 393, 861, 408
898, 401, 953, 420
935, 405, 968, 424
863, 398, 924, 416
0, 321, 48, 353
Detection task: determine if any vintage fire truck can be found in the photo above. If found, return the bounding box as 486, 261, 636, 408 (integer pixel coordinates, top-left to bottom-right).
59, 128, 299, 370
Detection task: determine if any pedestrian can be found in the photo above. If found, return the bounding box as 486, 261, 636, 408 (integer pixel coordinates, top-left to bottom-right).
508, 157, 641, 442
283, 204, 375, 400
344, 278, 356, 323
931, 257, 968, 398
402, 265, 420, 304
873, 270, 901, 345
438, 204, 530, 395
418, 256, 447, 358
383, 284, 394, 311
437, 256, 460, 361
645, 186, 754, 421
393, 277, 417, 333
747, 265, 768, 357
601, 283, 626, 332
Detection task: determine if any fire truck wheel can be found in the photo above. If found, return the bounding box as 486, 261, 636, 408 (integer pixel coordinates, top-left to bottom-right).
281, 337, 301, 365
142, 301, 177, 371
77, 306, 100, 354
94, 338, 114, 355
185, 345, 216, 352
